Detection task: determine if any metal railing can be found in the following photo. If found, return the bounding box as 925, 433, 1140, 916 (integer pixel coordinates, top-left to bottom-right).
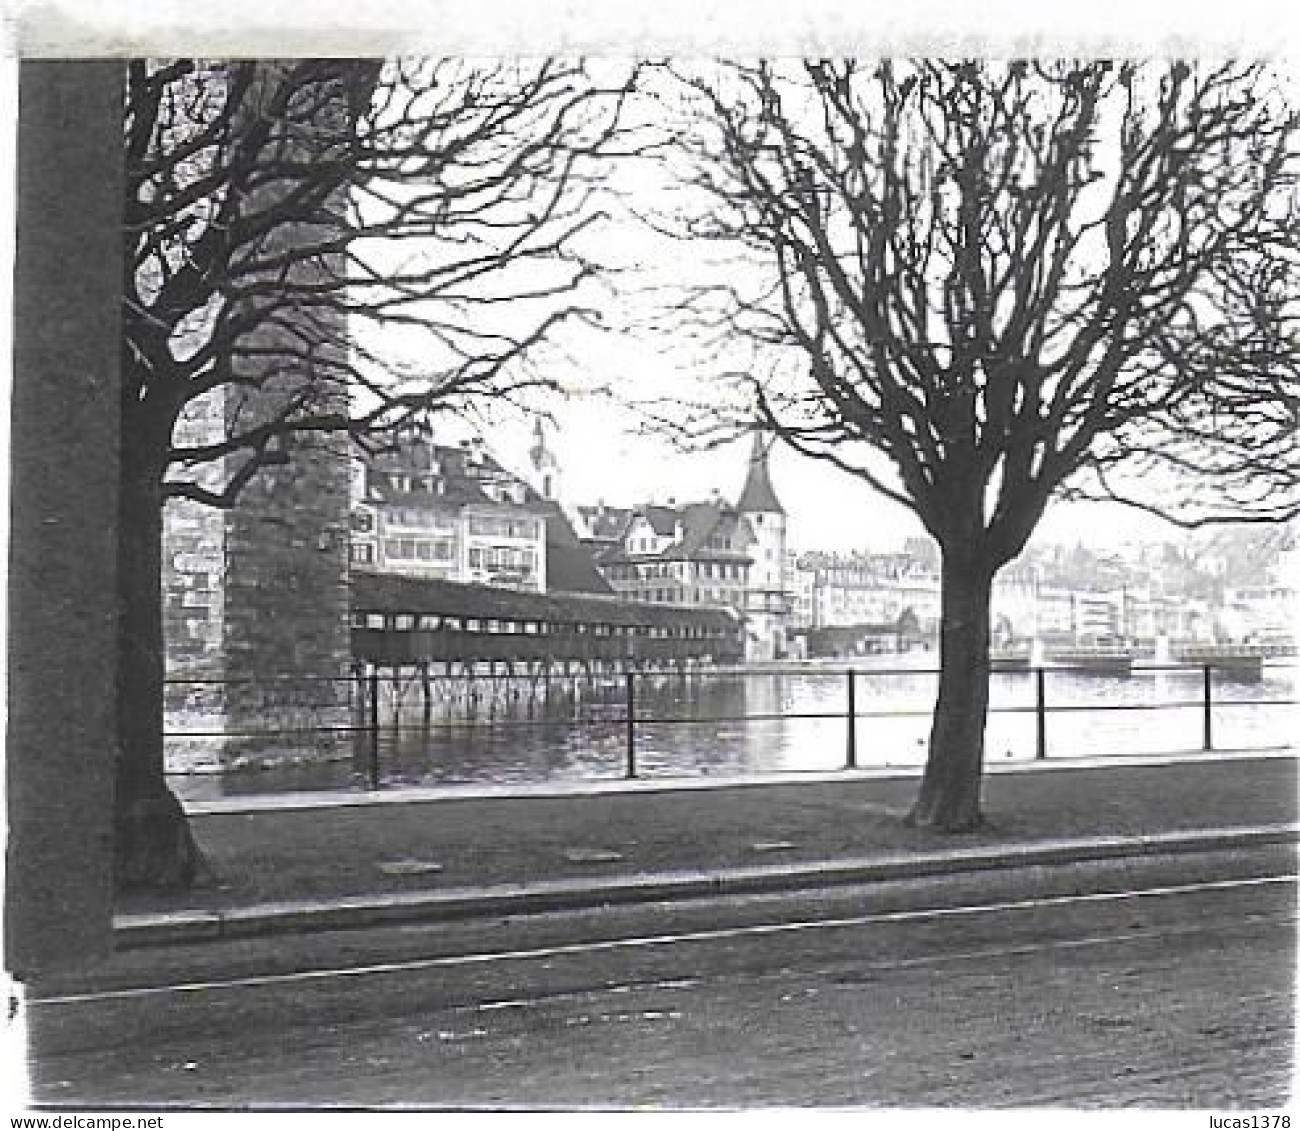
162, 662, 1296, 790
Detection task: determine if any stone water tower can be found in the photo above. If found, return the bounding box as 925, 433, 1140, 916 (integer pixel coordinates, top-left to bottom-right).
736, 433, 791, 662
162, 64, 364, 772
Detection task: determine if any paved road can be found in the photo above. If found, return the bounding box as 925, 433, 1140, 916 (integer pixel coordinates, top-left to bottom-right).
26, 845, 1297, 1109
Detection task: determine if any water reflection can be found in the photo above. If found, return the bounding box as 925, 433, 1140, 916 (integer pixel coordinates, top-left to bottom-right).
168, 660, 1296, 801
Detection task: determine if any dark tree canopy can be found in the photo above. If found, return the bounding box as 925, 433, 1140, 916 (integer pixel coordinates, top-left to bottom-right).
658, 60, 1299, 828
665, 60, 1299, 544
125, 58, 636, 504
115, 58, 636, 888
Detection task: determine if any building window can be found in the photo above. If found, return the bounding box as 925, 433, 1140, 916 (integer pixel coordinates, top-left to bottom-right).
351, 543, 374, 565
468, 515, 538, 539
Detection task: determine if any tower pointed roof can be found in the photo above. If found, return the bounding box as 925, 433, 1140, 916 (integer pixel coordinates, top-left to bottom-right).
736, 433, 784, 515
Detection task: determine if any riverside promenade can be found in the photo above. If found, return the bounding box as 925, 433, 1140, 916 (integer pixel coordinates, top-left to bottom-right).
118, 749, 1300, 943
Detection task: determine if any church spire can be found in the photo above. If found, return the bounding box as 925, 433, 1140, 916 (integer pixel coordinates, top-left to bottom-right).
736, 432, 783, 515
529, 417, 547, 470
529, 416, 559, 500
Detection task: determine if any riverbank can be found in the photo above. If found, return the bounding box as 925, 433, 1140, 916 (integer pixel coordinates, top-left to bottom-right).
121, 750, 1297, 936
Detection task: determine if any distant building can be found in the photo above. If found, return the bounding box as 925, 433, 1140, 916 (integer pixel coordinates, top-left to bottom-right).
1221, 579, 1297, 645
597, 500, 756, 611
570, 434, 794, 660
350, 432, 612, 597
787, 548, 816, 629
736, 435, 790, 661
793, 551, 940, 636
799, 554, 886, 628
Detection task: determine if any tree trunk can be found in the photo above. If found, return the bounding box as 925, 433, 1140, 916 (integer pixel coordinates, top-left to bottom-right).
906, 552, 994, 831
114, 431, 210, 891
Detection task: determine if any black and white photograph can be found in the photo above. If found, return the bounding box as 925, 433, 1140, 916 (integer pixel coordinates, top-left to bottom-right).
3, 1, 1298, 1119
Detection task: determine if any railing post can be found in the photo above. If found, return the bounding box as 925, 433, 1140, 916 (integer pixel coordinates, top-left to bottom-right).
368, 665, 381, 790
625, 670, 637, 779
1035, 667, 1047, 760
1202, 663, 1214, 752
846, 669, 857, 769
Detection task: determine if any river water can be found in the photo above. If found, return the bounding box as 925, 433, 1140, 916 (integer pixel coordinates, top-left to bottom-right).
168, 654, 1296, 801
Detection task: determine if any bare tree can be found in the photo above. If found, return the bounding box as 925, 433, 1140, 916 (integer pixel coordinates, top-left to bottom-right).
662, 60, 1299, 830
118, 58, 634, 888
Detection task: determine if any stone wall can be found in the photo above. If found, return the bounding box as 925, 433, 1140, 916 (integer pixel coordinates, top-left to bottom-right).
220, 430, 353, 768
162, 392, 230, 772
161, 396, 354, 773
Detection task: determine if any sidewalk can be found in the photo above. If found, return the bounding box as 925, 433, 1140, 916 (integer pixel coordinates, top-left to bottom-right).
120, 750, 1298, 943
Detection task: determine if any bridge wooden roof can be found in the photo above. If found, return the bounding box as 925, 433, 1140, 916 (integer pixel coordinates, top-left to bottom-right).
352, 570, 740, 631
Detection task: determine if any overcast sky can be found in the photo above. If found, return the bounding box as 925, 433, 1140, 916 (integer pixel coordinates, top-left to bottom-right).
371, 58, 1295, 557
411, 112, 1196, 558
442, 320, 1187, 556
4, 37, 1293, 558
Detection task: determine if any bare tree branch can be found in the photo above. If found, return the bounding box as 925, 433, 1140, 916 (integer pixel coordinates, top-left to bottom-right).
656, 61, 1299, 552
124, 58, 641, 499
646, 59, 1298, 831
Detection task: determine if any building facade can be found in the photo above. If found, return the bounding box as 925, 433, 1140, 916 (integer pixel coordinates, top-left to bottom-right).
570, 436, 794, 661
793, 551, 941, 636
597, 502, 755, 610
349, 430, 616, 600
350, 436, 549, 593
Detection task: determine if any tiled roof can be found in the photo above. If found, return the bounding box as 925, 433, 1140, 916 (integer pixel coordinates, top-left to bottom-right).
576, 505, 634, 541
352, 570, 740, 629
365, 439, 503, 478
640, 505, 681, 538
359, 437, 539, 510
672, 502, 748, 557
537, 501, 615, 596
601, 501, 754, 565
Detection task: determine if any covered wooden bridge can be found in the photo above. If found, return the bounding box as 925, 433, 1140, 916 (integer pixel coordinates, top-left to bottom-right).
351, 570, 744, 673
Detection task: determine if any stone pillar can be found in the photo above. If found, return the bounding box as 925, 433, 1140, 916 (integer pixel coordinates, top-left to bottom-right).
162, 416, 353, 774
5, 62, 121, 976
160, 62, 358, 774
218, 65, 355, 769
220, 431, 352, 767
